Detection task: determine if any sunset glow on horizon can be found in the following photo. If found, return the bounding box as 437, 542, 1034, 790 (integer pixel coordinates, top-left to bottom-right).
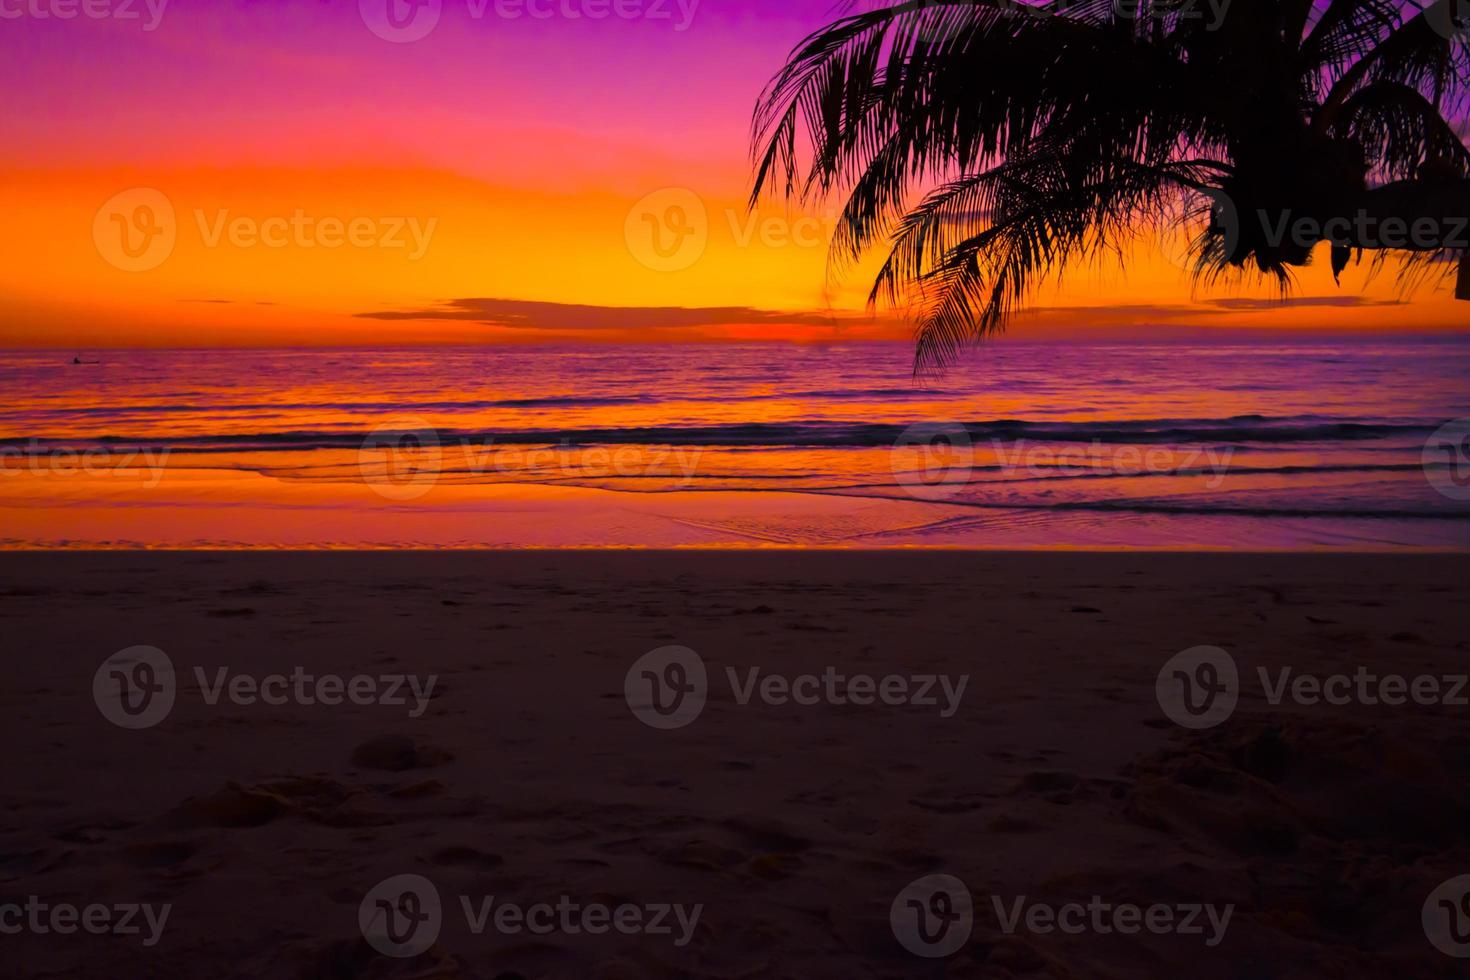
3, 0, 1468, 350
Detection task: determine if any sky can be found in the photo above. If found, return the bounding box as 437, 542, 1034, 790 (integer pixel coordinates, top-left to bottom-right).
1, 0, 1467, 348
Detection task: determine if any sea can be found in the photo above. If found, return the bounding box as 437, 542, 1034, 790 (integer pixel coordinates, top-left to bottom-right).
2, 341, 1468, 549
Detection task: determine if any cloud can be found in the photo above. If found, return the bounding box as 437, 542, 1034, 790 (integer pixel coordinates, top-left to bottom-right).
1023, 295, 1402, 321
355, 297, 858, 330
1022, 303, 1207, 320
1205, 295, 1403, 311
346, 293, 1421, 345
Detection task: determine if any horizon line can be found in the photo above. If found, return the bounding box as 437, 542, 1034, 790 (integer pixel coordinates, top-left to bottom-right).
8, 333, 1470, 352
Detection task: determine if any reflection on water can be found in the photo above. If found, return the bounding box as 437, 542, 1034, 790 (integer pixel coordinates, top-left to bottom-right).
1, 342, 1468, 549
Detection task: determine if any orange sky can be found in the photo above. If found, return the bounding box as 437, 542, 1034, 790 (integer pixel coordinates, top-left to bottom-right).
1, 2, 1466, 348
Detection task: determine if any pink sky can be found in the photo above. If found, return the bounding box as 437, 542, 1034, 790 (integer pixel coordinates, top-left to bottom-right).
2, 0, 1466, 346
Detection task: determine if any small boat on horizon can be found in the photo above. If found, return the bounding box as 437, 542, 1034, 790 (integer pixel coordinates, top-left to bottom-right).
71, 354, 101, 365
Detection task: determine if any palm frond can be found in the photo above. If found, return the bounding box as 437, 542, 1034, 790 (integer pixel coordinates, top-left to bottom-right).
750, 0, 1470, 371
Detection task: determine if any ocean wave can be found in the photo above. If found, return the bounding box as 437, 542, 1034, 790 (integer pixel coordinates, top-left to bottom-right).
0, 388, 945, 420
0, 415, 1443, 451
0, 395, 651, 417
820, 491, 1470, 520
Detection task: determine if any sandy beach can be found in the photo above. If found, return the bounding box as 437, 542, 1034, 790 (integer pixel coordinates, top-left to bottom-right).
3, 551, 1468, 977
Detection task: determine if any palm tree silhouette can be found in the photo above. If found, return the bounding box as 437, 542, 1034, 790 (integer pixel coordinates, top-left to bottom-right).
750, 0, 1470, 371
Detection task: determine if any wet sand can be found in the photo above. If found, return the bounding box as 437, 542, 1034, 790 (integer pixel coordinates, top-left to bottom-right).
3, 466, 1466, 550
2, 551, 1468, 977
